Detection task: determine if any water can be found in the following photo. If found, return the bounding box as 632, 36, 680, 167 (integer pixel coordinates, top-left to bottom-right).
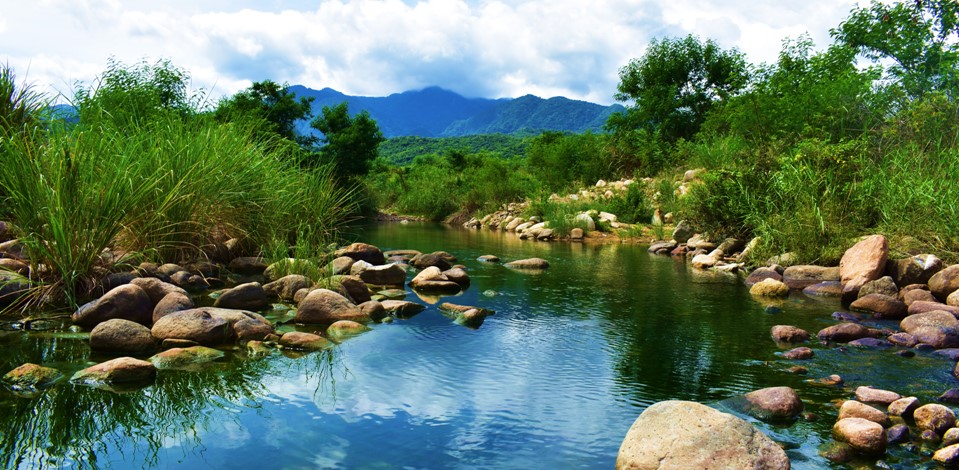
0, 223, 954, 469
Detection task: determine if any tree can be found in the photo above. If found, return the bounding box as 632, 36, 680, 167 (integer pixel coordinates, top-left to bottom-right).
215, 80, 315, 147
311, 102, 384, 178
610, 35, 748, 143
833, 0, 959, 99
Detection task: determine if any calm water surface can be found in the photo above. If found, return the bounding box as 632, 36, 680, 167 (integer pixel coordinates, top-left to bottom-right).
0, 223, 954, 469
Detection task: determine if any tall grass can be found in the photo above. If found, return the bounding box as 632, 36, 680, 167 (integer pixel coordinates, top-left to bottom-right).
0, 64, 46, 133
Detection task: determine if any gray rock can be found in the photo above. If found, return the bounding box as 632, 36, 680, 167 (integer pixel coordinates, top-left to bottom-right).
889, 254, 942, 286
930, 264, 959, 301
858, 276, 898, 298
670, 221, 695, 244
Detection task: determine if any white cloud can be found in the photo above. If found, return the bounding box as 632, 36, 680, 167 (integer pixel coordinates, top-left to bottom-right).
0, 0, 865, 105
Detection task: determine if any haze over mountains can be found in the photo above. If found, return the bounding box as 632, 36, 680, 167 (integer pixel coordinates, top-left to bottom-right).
290, 85, 623, 138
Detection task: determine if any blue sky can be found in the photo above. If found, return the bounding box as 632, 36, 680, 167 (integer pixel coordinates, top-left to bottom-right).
2, 1, 865, 104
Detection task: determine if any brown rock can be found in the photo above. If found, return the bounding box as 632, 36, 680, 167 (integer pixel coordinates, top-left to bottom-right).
327, 320, 370, 339
326, 256, 355, 275
909, 300, 959, 317
931, 264, 959, 301
442, 267, 471, 287
295, 289, 368, 324
616, 400, 789, 470
803, 281, 843, 297
410, 252, 453, 271
743, 386, 804, 421
915, 404, 956, 436
153, 292, 195, 323
782, 347, 814, 360
818, 323, 878, 343
358, 300, 388, 322
336, 242, 386, 265
771, 325, 810, 343
750, 278, 789, 297
409, 266, 461, 293
903, 288, 937, 306
89, 319, 157, 355
838, 400, 890, 427
887, 332, 918, 348
151, 308, 232, 345
849, 294, 907, 319
900, 310, 959, 349
855, 386, 901, 405
934, 444, 959, 466
782, 265, 840, 290
279, 331, 330, 351
130, 277, 189, 305
71, 357, 156, 383
833, 418, 886, 454
381, 299, 426, 318
857, 276, 898, 298
504, 258, 550, 270
839, 235, 889, 301
338, 275, 372, 304
889, 254, 943, 286
744, 267, 782, 287
72, 284, 153, 328
263, 275, 312, 302
351, 262, 407, 286
213, 282, 271, 311
2, 363, 62, 389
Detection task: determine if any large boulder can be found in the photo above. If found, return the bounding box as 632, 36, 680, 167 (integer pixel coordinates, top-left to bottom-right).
750, 279, 789, 297
930, 264, 959, 301
900, 310, 959, 349
818, 323, 879, 343
771, 325, 810, 343
410, 252, 453, 271
782, 265, 840, 290
889, 254, 943, 286
213, 282, 272, 311
130, 277, 189, 306
849, 294, 907, 319
409, 267, 462, 293
326, 256, 355, 275
151, 308, 232, 345
149, 346, 224, 370
742, 386, 804, 421
833, 418, 886, 454
71, 357, 157, 384
210, 308, 274, 341
838, 400, 890, 427
839, 235, 888, 302
72, 284, 153, 328
915, 404, 956, 436
337, 275, 372, 304
351, 261, 407, 286
335, 242, 386, 265
671, 221, 695, 244
89, 319, 157, 355
616, 400, 789, 470
263, 275, 312, 302
295, 289, 368, 324
2, 363, 62, 389
153, 291, 195, 323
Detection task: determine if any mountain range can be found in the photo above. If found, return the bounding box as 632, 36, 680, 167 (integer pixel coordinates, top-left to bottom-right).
289, 85, 623, 138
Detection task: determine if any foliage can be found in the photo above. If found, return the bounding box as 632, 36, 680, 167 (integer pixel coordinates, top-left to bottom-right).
597, 183, 654, 225
378, 134, 529, 164
312, 102, 385, 177
214, 80, 316, 147
0, 64, 47, 134
525, 131, 609, 192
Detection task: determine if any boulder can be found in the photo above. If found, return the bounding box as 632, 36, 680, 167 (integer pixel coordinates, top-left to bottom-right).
570, 228, 584, 240
930, 264, 959, 301
750, 278, 789, 297
900, 310, 959, 349
935, 444, 959, 466
691, 250, 723, 269
838, 400, 890, 427
914, 404, 956, 436
818, 323, 878, 343
903, 288, 937, 306
887, 332, 918, 348
908, 300, 959, 317
2, 363, 62, 389
802, 281, 843, 297
151, 308, 231, 345
295, 289, 368, 324
771, 325, 810, 343
949, 290, 959, 307
212, 308, 274, 341
886, 424, 910, 445
327, 320, 371, 340
335, 242, 386, 265
742, 386, 804, 421
889, 254, 943, 286
263, 275, 312, 302
410, 252, 452, 271
409, 267, 461, 293
849, 294, 907, 319
573, 213, 596, 231
616, 400, 789, 470
745, 267, 782, 287
338, 275, 372, 304
647, 241, 677, 254
782, 347, 814, 360
855, 386, 901, 405
149, 346, 224, 369
858, 276, 898, 298
326, 256, 355, 275
839, 235, 888, 301
671, 221, 695, 243
152, 292, 195, 323
381, 300, 426, 318
504, 258, 550, 270
442, 267, 470, 287
228, 256, 268, 275
279, 331, 330, 351
72, 284, 153, 328
440, 303, 494, 329
351, 261, 407, 286
358, 300, 388, 322
213, 282, 271, 311
89, 319, 157, 355
782, 265, 840, 290
71, 357, 156, 384
129, 277, 189, 305
833, 418, 886, 454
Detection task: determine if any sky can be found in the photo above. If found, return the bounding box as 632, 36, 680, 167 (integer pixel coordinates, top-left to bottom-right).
1, 0, 868, 105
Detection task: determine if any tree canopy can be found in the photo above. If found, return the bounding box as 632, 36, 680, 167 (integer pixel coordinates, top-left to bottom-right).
214, 80, 315, 147
311, 102, 384, 178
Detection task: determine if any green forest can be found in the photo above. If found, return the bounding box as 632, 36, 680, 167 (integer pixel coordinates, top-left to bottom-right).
2, 0, 959, 310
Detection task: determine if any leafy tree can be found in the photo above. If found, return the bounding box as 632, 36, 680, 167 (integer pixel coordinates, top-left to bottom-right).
215, 80, 316, 147
833, 0, 959, 99
311, 102, 384, 178
610, 35, 748, 143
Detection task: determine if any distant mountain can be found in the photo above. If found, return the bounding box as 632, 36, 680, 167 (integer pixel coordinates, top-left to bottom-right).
289, 85, 622, 138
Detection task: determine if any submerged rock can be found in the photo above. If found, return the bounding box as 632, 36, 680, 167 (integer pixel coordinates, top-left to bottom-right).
771, 325, 810, 343
380, 299, 426, 318
504, 258, 550, 270
279, 331, 330, 351
327, 320, 370, 340
616, 400, 789, 470
71, 357, 156, 384
2, 363, 62, 389
742, 386, 804, 421
149, 346, 225, 370
750, 278, 789, 297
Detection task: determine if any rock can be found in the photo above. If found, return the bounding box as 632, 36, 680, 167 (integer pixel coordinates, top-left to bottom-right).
767, 252, 798, 266
647, 241, 677, 254
616, 400, 789, 470
102, 272, 136, 291
782, 347, 814, 360
839, 400, 890, 427
440, 303, 494, 328
89, 319, 157, 355
337, 275, 372, 304
376, 289, 406, 300
833, 418, 887, 454
691, 249, 724, 269
839, 235, 889, 302
900, 310, 959, 349
771, 325, 810, 343
215, 309, 274, 341
72, 284, 153, 328
858, 276, 899, 298
890, 254, 943, 287
228, 256, 268, 275
855, 386, 902, 405
945, 428, 959, 447
802, 281, 843, 297
2, 363, 62, 389
326, 256, 355, 275
71, 357, 156, 384
818, 323, 878, 343
504, 258, 550, 270
505, 217, 526, 232
0, 258, 29, 275
935, 444, 959, 466
888, 332, 918, 348
327, 320, 370, 340
941, 389, 959, 404
849, 294, 907, 319
782, 265, 841, 290
295, 289, 368, 324
670, 221, 695, 244
886, 423, 910, 445
151, 308, 232, 345
384, 249, 421, 262
442, 267, 470, 287
909, 300, 959, 316
149, 346, 224, 369
903, 288, 937, 306
849, 338, 893, 348
810, 374, 845, 387
477, 255, 500, 263
573, 213, 596, 231
263, 275, 312, 302
949, 290, 959, 307
380, 300, 426, 318
930, 264, 959, 301
162, 338, 199, 349
335, 242, 386, 265
409, 266, 461, 293
569, 228, 584, 240
745, 267, 782, 287
279, 331, 330, 351
351, 262, 407, 286
717, 238, 744, 254
742, 386, 804, 421
213, 282, 271, 311
915, 404, 956, 436
129, 277, 189, 305
358, 300, 388, 322
750, 278, 789, 297
410, 252, 453, 271
153, 291, 195, 323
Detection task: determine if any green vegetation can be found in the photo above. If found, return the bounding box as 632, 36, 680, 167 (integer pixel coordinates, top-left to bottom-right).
378, 134, 528, 164
0, 60, 357, 310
